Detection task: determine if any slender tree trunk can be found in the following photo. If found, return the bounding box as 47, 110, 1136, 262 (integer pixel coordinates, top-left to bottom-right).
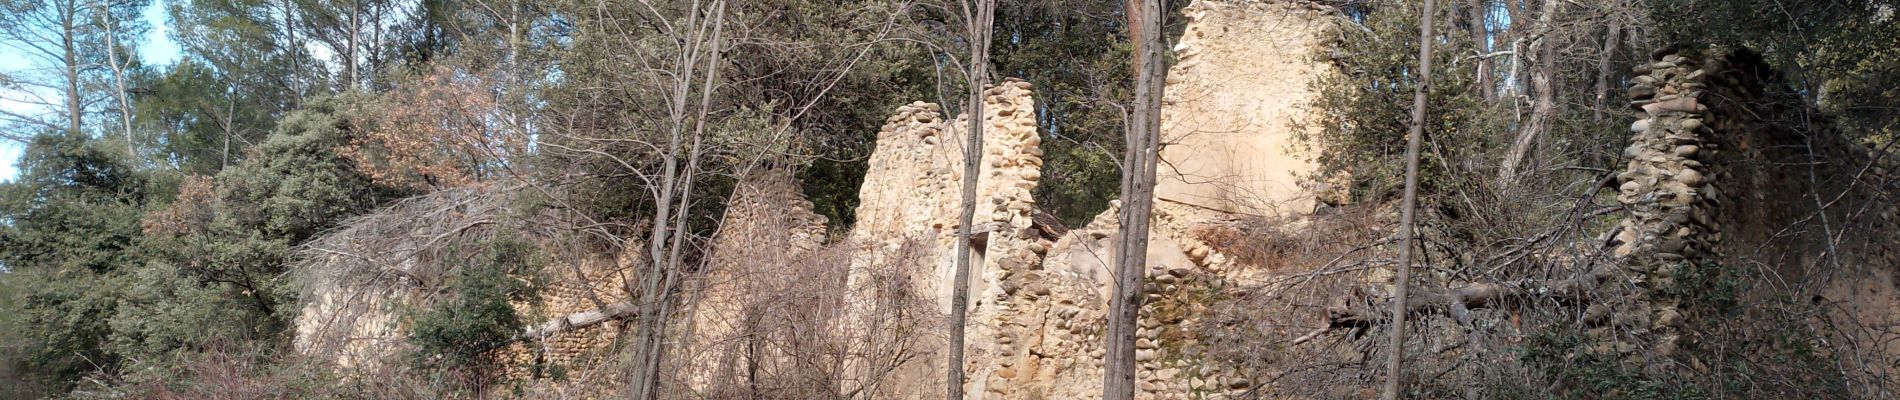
220, 85, 236, 170
346, 0, 360, 89
97, 0, 135, 158
1382, 0, 1434, 398
1104, 0, 1165, 398
281, 0, 303, 103
1591, 1, 1621, 122
1502, 0, 1519, 97
948, 0, 994, 398
629, 3, 724, 399
1498, 0, 1559, 185
62, 1, 82, 136
1470, 0, 1492, 103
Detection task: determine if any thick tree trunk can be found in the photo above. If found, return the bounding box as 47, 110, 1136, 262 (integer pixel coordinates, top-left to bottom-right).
1104, 1, 1165, 398
1382, 1, 1434, 399
947, 0, 993, 398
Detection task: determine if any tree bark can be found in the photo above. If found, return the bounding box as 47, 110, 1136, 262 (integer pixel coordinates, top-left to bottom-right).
63, 0, 82, 136
1591, 0, 1622, 122
97, 0, 135, 158
346, 0, 360, 88
1382, 0, 1434, 398
1104, 0, 1165, 398
515, 301, 639, 341
1470, 0, 1492, 103
1498, 0, 1559, 186
628, 3, 725, 399
281, 0, 305, 103
948, 0, 994, 398
1301, 264, 1613, 342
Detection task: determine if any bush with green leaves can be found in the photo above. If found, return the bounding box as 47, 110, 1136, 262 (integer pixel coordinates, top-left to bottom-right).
408, 238, 544, 389
0, 131, 150, 389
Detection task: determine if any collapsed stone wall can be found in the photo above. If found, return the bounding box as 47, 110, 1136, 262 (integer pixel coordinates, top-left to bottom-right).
673, 169, 831, 396
292, 186, 633, 375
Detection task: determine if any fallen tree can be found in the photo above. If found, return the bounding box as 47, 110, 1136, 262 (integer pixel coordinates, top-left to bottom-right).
514, 302, 640, 341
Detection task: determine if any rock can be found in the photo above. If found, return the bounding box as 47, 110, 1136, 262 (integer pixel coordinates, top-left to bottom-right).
1629, 85, 1657, 100
1168, 266, 1192, 277
1677, 169, 1705, 187
1136, 349, 1158, 362
1584, 304, 1610, 325
1680, 118, 1703, 131
1655, 307, 1684, 328
1619, 180, 1644, 194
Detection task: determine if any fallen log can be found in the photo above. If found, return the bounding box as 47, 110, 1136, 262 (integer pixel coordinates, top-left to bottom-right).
1293, 264, 1614, 345
514, 301, 639, 341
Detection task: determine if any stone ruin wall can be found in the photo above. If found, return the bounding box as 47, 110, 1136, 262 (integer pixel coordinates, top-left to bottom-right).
295, 0, 1900, 396
833, 2, 1338, 398
292, 0, 1340, 397
291, 187, 638, 380
1608, 46, 1900, 376
1155, 0, 1334, 217
840, 77, 1059, 398
293, 266, 407, 372
673, 169, 831, 396
840, 82, 1263, 399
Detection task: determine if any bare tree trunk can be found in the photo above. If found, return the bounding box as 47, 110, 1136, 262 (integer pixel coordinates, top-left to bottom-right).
1498, 0, 1558, 185
947, 0, 994, 398
1591, 0, 1622, 122
280, 0, 303, 103
346, 0, 360, 88
1470, 0, 1492, 103
222, 89, 233, 170
629, 2, 725, 399
96, 0, 135, 158
1505, 0, 1523, 97
62, 0, 82, 136
1104, 0, 1165, 398
1383, 0, 1434, 398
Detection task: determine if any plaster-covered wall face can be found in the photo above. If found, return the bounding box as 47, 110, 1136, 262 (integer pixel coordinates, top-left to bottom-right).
1155, 0, 1334, 218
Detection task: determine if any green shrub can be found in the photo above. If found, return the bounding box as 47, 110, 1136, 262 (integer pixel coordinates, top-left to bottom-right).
408, 237, 544, 390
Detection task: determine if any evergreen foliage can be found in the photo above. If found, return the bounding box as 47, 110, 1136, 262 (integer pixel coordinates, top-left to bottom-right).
408, 238, 543, 388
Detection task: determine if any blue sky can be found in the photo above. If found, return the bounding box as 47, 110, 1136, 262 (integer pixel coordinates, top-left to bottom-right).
0, 1, 179, 182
